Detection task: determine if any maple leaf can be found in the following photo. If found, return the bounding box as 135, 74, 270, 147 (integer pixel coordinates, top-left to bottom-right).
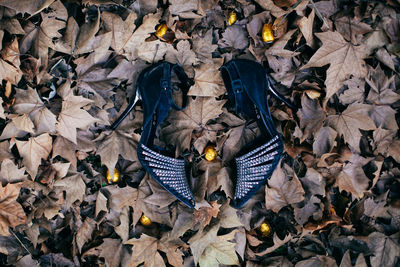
15, 133, 52, 179
192, 30, 217, 63
218, 25, 249, 50
301, 31, 368, 105
1, 38, 20, 68
101, 11, 137, 53
198, 232, 240, 267
54, 171, 86, 209
124, 234, 165, 267
0, 183, 27, 236
265, 162, 305, 212
193, 201, 221, 231
336, 154, 372, 198
366, 65, 399, 105
165, 40, 197, 77
123, 10, 170, 62
338, 77, 366, 105
162, 97, 226, 155
75, 217, 96, 253
313, 126, 337, 157
297, 94, 326, 143
368, 232, 399, 267
95, 131, 140, 177
266, 29, 300, 58
83, 238, 123, 267
189, 224, 219, 264
12, 87, 57, 135
0, 159, 27, 186
0, 0, 55, 15
327, 103, 375, 152
0, 59, 22, 84
56, 84, 98, 144
188, 58, 225, 97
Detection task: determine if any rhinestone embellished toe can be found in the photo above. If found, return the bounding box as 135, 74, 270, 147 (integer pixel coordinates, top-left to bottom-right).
234, 135, 283, 205
139, 144, 195, 206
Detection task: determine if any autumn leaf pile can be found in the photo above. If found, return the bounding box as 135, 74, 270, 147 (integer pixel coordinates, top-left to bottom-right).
0, 0, 399, 266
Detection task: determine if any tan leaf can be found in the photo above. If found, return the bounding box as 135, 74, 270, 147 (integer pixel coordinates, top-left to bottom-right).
16, 133, 52, 179
165, 40, 197, 77
265, 163, 305, 212
301, 31, 368, 105
75, 217, 96, 253
254, 233, 292, 256
1, 38, 20, 68
95, 131, 140, 177
193, 201, 221, 230
0, 59, 22, 84
296, 255, 337, 267
158, 241, 184, 267
0, 0, 54, 15
54, 172, 86, 208
101, 11, 137, 52
368, 232, 399, 267
266, 29, 300, 58
13, 87, 57, 135
188, 58, 225, 97
56, 94, 97, 144
189, 224, 219, 264
83, 238, 123, 267
95, 191, 108, 218
339, 77, 365, 105
0, 159, 27, 185
336, 154, 372, 198
0, 183, 27, 236
125, 234, 165, 267
192, 30, 217, 63
334, 17, 372, 43
162, 97, 226, 155
52, 136, 77, 169
297, 94, 326, 143
327, 103, 376, 152
11, 114, 35, 133
298, 9, 315, 48
0, 98, 4, 119
198, 232, 240, 267
313, 126, 337, 157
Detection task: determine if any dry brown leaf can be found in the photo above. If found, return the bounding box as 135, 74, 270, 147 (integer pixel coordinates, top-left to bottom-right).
198, 232, 240, 267
1, 38, 20, 68
266, 29, 300, 58
265, 163, 305, 212
297, 94, 326, 143
193, 201, 221, 230
0, 159, 27, 186
298, 9, 315, 48
54, 171, 86, 209
75, 217, 96, 253
0, 0, 54, 15
15, 133, 52, 179
0, 59, 22, 84
125, 234, 165, 267
327, 103, 375, 153
313, 126, 337, 157
188, 58, 225, 97
83, 238, 123, 267
162, 97, 226, 155
101, 11, 138, 53
301, 31, 368, 105
12, 87, 57, 135
0, 183, 26, 236
95, 131, 140, 177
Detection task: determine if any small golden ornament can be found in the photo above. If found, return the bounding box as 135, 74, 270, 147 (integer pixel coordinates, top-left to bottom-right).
259, 222, 272, 237
305, 89, 321, 99
155, 23, 168, 38
204, 145, 218, 161
262, 23, 275, 43
106, 168, 121, 184
228, 11, 237, 26
140, 214, 152, 226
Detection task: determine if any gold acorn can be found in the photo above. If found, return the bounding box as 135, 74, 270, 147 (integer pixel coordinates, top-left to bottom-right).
258, 221, 272, 237
106, 168, 121, 184
262, 23, 275, 43
204, 145, 218, 161
155, 23, 168, 39
140, 214, 152, 226
228, 11, 237, 26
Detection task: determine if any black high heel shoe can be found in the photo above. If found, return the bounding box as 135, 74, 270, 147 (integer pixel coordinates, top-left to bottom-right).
220, 59, 296, 208
111, 62, 195, 208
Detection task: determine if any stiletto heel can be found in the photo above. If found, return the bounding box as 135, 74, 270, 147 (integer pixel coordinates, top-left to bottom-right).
110, 91, 141, 130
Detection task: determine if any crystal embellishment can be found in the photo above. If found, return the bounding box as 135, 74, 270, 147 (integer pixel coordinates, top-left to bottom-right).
138, 144, 195, 207
233, 135, 283, 207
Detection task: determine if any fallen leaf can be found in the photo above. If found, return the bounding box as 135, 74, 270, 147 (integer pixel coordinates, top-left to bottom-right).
313, 126, 337, 157
83, 238, 123, 267
327, 103, 375, 152
125, 234, 165, 267
16, 133, 52, 179
75, 217, 96, 253
198, 232, 240, 267
218, 25, 249, 50
165, 40, 197, 76
297, 94, 326, 142
188, 58, 225, 97
0, 183, 27, 236
368, 232, 399, 267
301, 31, 368, 105
162, 97, 226, 155
298, 9, 315, 48
0, 0, 55, 15
95, 131, 140, 177
0, 159, 27, 186
54, 171, 86, 209
339, 77, 366, 105
265, 162, 305, 212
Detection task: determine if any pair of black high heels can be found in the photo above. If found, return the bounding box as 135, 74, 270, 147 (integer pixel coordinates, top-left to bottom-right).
110, 59, 295, 209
